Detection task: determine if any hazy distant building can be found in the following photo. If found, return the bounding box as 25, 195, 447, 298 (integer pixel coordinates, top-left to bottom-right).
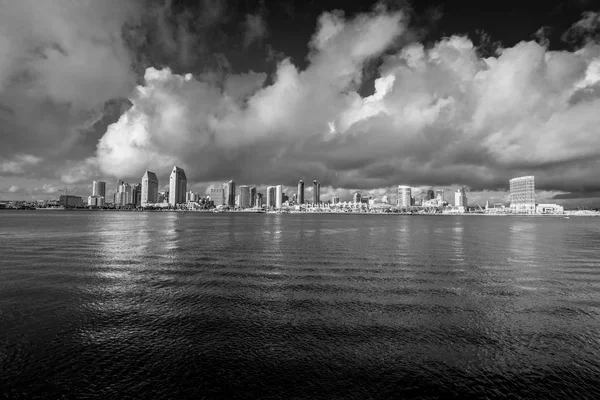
256, 193, 263, 208
186, 191, 199, 202
92, 181, 106, 198
455, 188, 467, 207
510, 176, 535, 214
298, 180, 305, 204
210, 186, 225, 206
435, 189, 444, 202
381, 194, 390, 204
275, 185, 283, 209
313, 180, 320, 205
266, 186, 276, 209
353, 192, 361, 203
169, 166, 187, 205
426, 189, 435, 200
132, 183, 141, 206
141, 170, 159, 205
333, 197, 340, 204
239, 185, 250, 208
397, 186, 412, 207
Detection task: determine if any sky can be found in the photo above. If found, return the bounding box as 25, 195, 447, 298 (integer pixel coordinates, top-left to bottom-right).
1, 0, 600, 206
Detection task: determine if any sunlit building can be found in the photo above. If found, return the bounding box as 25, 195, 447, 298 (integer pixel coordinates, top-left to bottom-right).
436, 189, 444, 202
169, 166, 187, 205
454, 188, 467, 207
397, 186, 412, 207
510, 176, 536, 214
87, 195, 104, 207
275, 185, 283, 209
92, 181, 106, 198
141, 170, 159, 205
353, 192, 361, 204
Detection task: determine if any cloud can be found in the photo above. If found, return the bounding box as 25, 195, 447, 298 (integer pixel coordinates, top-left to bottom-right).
8, 185, 21, 193
244, 13, 268, 48
0, 154, 42, 174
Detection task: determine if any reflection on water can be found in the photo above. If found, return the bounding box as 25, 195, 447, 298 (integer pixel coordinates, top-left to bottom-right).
1, 212, 600, 399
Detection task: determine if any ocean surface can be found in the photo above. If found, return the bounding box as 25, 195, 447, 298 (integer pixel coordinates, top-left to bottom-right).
1, 211, 599, 399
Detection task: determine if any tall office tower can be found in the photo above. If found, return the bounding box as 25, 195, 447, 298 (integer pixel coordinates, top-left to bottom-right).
298, 180, 305, 204
250, 187, 256, 207
224, 180, 235, 207
353, 192, 361, 203
256, 193, 263, 207
510, 176, 535, 214
397, 186, 412, 207
275, 185, 283, 209
313, 180, 320, 205
141, 170, 159, 205
454, 187, 467, 207
333, 197, 340, 204
239, 185, 250, 208
210, 187, 225, 206
132, 183, 141, 206
381, 195, 390, 204
92, 181, 106, 198
169, 166, 187, 205
114, 180, 124, 205
427, 189, 435, 200
266, 186, 276, 209
435, 189, 444, 202
117, 182, 132, 205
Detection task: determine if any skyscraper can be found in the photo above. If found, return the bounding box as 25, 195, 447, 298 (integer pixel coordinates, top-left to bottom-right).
239, 185, 250, 208
427, 189, 435, 200
210, 186, 225, 206
132, 183, 141, 206
256, 193, 263, 208
298, 180, 304, 204
455, 188, 467, 207
92, 181, 106, 198
510, 176, 535, 214
169, 166, 187, 205
313, 180, 320, 205
141, 170, 159, 205
226, 180, 236, 207
250, 187, 256, 208
353, 192, 361, 203
266, 186, 276, 209
275, 185, 283, 209
435, 189, 444, 202
397, 186, 412, 207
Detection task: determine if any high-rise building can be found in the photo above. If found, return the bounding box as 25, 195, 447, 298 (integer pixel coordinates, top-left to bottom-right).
256, 193, 263, 208
239, 185, 250, 208
275, 185, 283, 209
353, 192, 361, 203
141, 170, 159, 205
397, 186, 412, 207
333, 197, 340, 204
298, 180, 305, 204
313, 180, 320, 205
210, 187, 225, 206
381, 195, 390, 204
225, 180, 236, 207
427, 189, 435, 200
169, 166, 187, 205
455, 188, 467, 207
92, 181, 106, 198
266, 186, 276, 209
115, 182, 132, 205
435, 189, 444, 202
510, 176, 535, 214
250, 187, 256, 208
132, 183, 141, 206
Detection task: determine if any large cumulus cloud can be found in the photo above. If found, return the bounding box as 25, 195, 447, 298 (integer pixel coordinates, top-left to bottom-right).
89, 7, 600, 198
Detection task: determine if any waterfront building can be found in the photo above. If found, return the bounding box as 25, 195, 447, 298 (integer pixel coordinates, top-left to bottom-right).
313, 180, 320, 205
92, 181, 106, 198
141, 170, 159, 205
266, 186, 276, 209
353, 192, 361, 204
169, 166, 187, 205
381, 195, 390, 204
250, 187, 256, 207
115, 182, 132, 205
509, 176, 536, 214
59, 195, 84, 207
397, 186, 412, 207
239, 185, 250, 208
186, 191, 199, 202
224, 180, 236, 207
298, 180, 305, 204
427, 189, 435, 200
536, 203, 564, 214
455, 188, 467, 207
132, 183, 141, 206
276, 185, 283, 209
210, 187, 225, 206
87, 195, 104, 207
256, 193, 263, 208
333, 197, 340, 204
435, 189, 444, 202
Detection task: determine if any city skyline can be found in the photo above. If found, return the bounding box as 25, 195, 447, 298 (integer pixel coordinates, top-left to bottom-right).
2, 1, 600, 207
